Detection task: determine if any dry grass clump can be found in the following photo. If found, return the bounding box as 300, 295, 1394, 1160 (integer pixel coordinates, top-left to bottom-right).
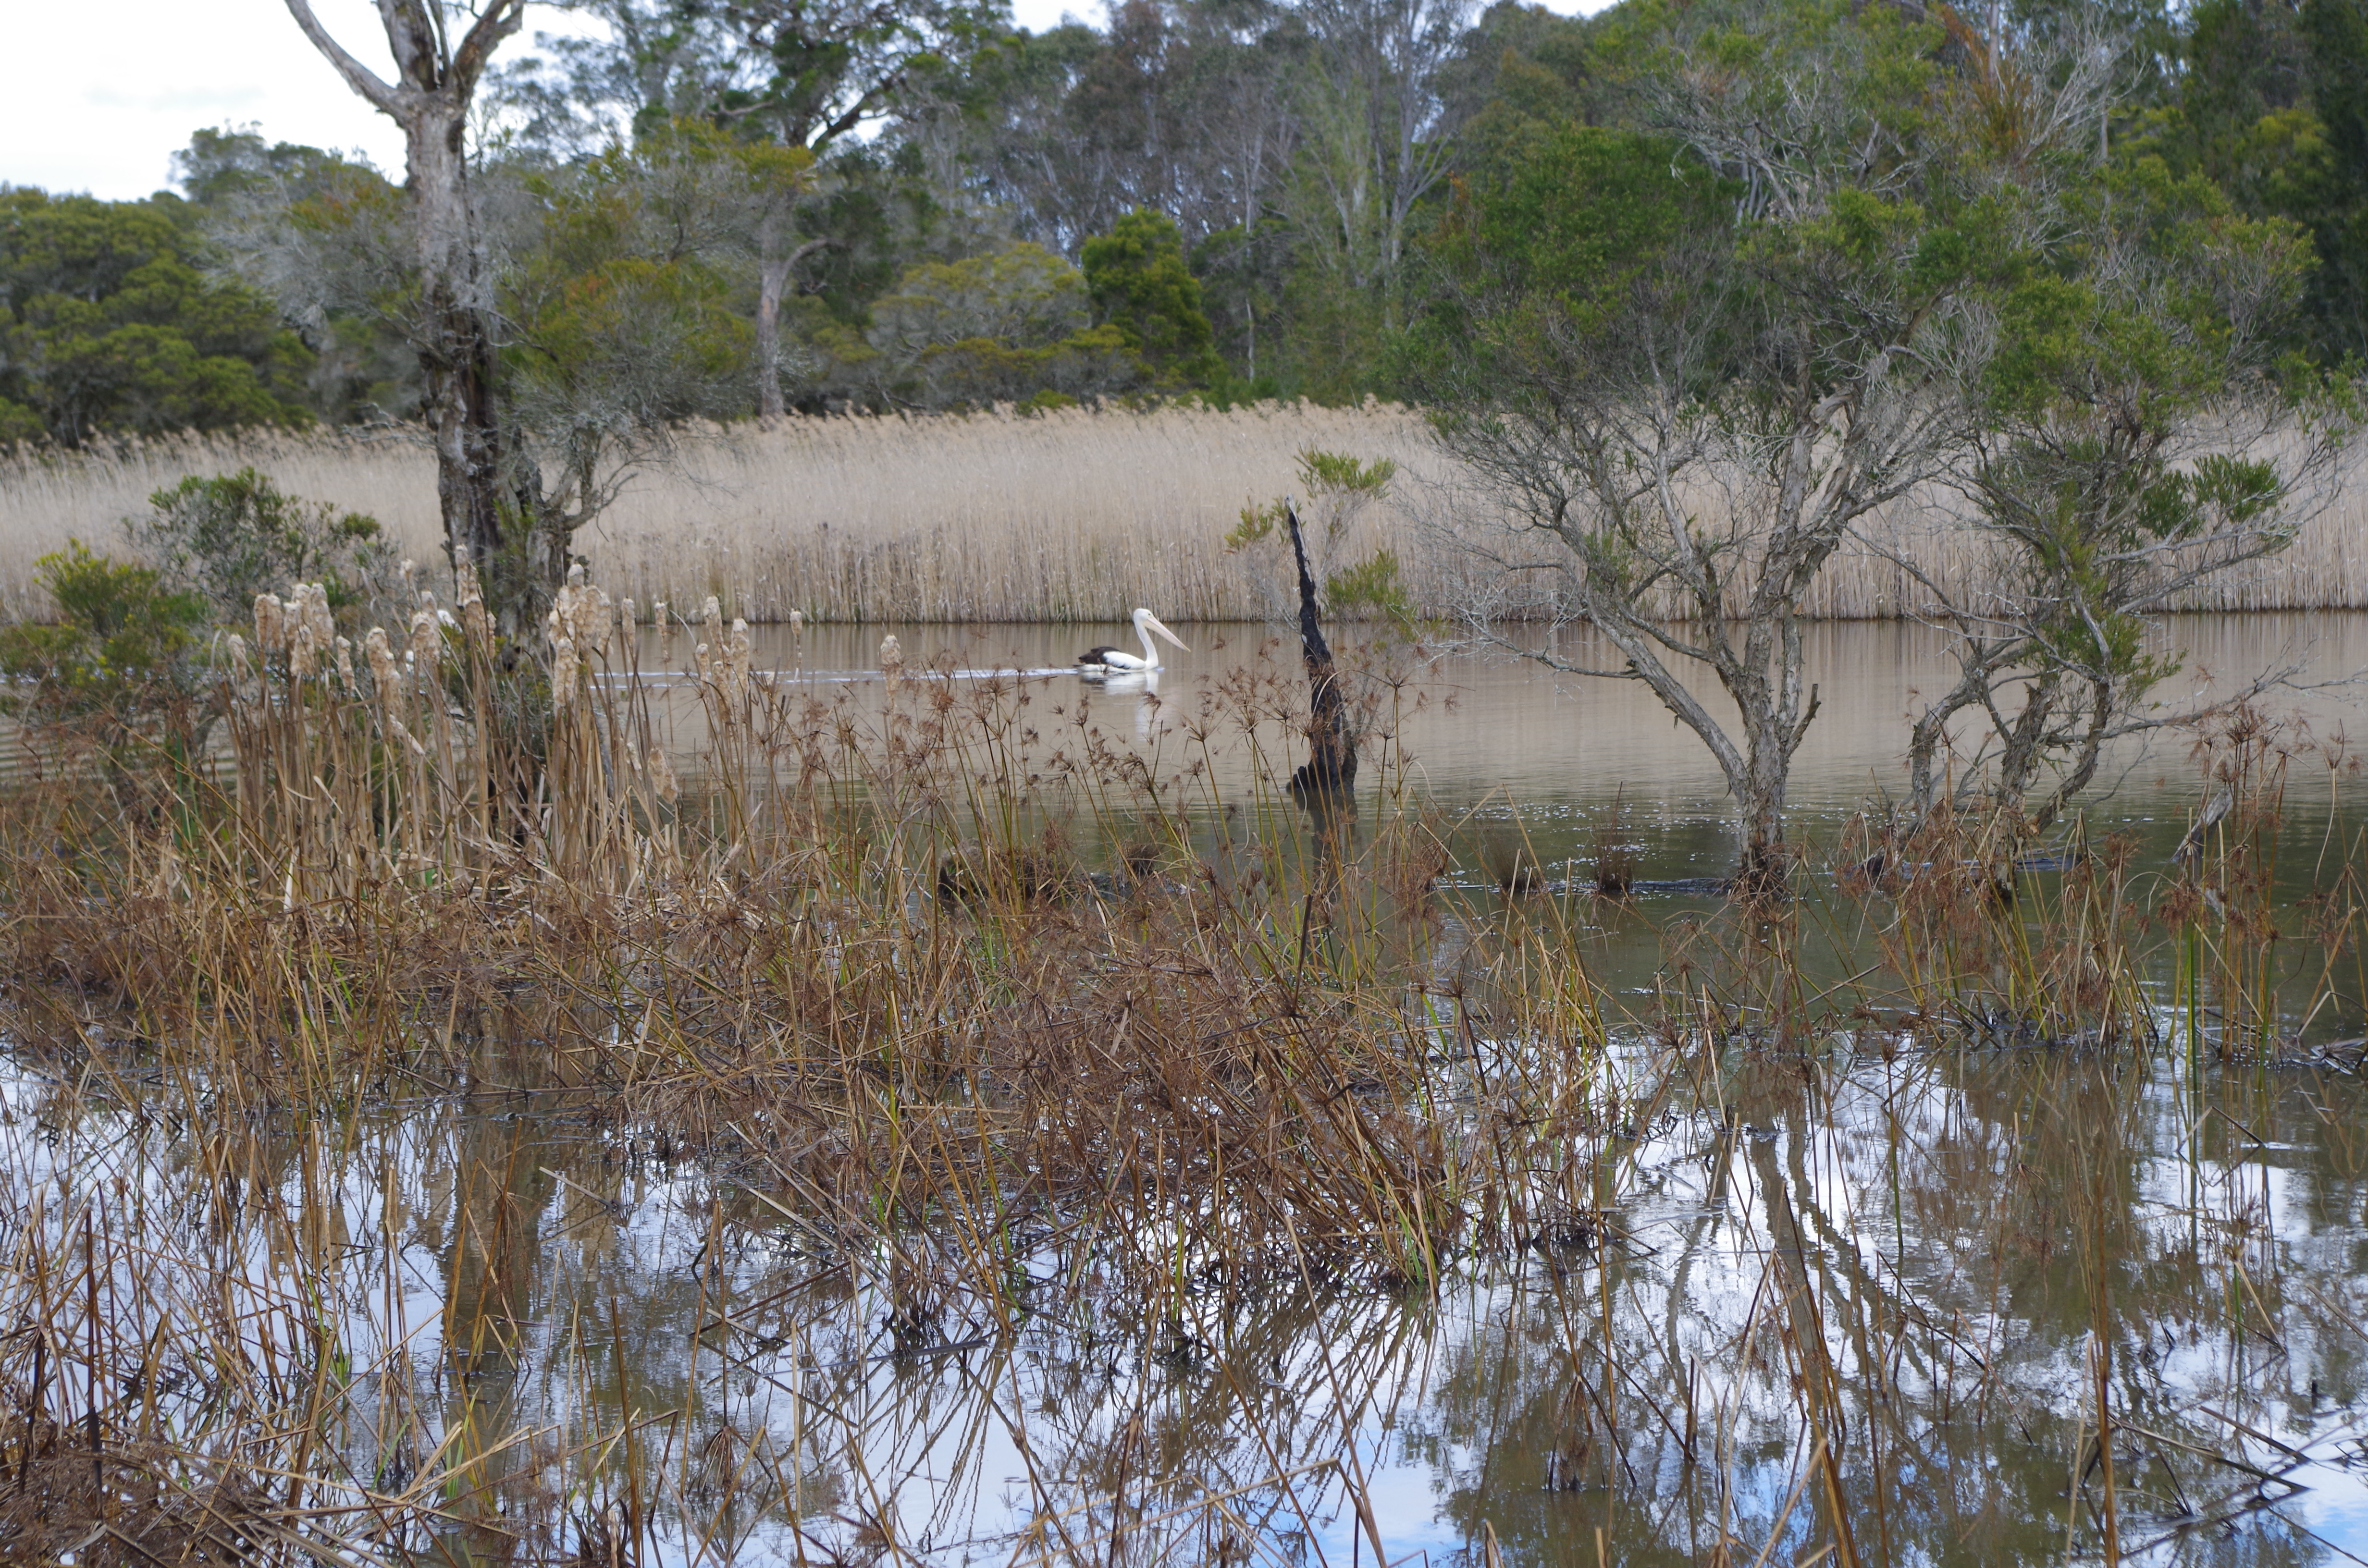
1807, 703, 2365, 1059
7, 407, 2365, 624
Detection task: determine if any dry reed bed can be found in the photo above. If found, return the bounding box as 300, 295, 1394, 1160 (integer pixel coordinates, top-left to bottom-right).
3, 570, 1630, 1286
5, 407, 2365, 623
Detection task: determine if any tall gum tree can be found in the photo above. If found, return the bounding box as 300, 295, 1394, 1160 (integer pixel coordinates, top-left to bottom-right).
708, 0, 1009, 417
282, 0, 527, 587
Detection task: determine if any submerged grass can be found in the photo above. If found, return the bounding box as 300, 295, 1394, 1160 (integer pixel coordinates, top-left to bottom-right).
0, 567, 2362, 1563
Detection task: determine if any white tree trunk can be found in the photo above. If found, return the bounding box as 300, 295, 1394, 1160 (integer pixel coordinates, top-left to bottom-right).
282, 0, 523, 595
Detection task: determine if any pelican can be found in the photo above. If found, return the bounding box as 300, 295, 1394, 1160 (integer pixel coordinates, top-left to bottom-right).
1078, 608, 1190, 675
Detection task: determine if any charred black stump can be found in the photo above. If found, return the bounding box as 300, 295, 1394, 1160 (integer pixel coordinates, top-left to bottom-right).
1283, 500, 1357, 804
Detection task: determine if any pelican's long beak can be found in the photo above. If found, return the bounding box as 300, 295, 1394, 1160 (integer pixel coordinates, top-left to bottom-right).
1144, 613, 1190, 653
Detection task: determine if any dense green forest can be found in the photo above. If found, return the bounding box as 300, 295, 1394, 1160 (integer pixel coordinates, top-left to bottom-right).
3, 0, 2360, 455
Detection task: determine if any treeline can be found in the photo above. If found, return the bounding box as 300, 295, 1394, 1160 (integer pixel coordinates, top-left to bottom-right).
3, 0, 2360, 455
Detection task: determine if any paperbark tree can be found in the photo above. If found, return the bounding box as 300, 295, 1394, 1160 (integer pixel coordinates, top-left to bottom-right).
282, 0, 527, 592
502, 122, 801, 588
1415, 147, 1965, 882
1889, 166, 2358, 833
1410, 1, 2109, 889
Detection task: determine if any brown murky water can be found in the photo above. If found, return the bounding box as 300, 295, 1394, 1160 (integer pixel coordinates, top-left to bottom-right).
12, 613, 2368, 1564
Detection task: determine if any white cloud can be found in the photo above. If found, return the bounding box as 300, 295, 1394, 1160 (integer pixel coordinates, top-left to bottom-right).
2, 0, 576, 198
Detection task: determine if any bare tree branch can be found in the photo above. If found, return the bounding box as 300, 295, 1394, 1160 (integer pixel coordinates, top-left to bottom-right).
282, 0, 403, 114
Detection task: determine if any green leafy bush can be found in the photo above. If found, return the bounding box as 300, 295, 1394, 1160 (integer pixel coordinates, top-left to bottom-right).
0, 539, 212, 758
0, 188, 316, 446
1224, 448, 1414, 628
1082, 210, 1223, 389
125, 467, 388, 621
1322, 549, 1418, 631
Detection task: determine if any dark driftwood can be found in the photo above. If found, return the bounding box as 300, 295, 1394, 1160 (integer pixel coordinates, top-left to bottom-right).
1285, 502, 1356, 800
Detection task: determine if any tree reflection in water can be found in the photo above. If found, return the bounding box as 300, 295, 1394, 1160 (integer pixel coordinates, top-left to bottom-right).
4, 1031, 2364, 1566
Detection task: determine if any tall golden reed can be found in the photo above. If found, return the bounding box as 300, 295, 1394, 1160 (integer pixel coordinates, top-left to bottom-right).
2, 405, 2362, 622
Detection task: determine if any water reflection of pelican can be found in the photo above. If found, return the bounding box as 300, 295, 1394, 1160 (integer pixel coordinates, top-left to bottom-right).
1082, 667, 1166, 737
1078, 608, 1189, 675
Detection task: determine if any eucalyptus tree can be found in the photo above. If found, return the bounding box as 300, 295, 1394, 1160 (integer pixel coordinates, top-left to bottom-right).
1287, 0, 1475, 313
911, 0, 1307, 382
282, 0, 529, 587
490, 0, 743, 157
495, 0, 1008, 417
681, 0, 1013, 416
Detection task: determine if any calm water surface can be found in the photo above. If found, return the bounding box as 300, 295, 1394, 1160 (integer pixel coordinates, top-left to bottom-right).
669, 611, 2368, 868
22, 1036, 2368, 1563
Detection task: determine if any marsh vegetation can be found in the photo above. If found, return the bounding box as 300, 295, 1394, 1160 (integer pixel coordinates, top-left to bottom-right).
7, 0, 2368, 1554
0, 580, 2363, 1565
7, 409, 2368, 630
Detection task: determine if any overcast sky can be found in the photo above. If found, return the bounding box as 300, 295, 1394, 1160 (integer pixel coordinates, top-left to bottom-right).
10, 0, 1599, 202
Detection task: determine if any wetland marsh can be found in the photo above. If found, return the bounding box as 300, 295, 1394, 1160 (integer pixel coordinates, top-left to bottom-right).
1, 606, 2363, 1567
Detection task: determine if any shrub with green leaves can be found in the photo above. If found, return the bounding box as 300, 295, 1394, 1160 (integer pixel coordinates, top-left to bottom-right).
125, 467, 388, 622
1225, 448, 1410, 626
1082, 210, 1224, 389
0, 539, 212, 758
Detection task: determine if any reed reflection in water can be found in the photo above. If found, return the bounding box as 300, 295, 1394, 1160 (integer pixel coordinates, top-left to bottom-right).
10, 1029, 2368, 1565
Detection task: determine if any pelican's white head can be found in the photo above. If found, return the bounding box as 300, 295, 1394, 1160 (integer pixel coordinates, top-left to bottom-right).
1133, 608, 1190, 654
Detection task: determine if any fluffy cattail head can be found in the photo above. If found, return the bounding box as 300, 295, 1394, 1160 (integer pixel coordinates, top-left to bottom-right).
551, 637, 580, 709
291, 582, 334, 651
453, 559, 490, 643
409, 609, 442, 676
363, 625, 398, 696
549, 580, 620, 663
254, 593, 286, 652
